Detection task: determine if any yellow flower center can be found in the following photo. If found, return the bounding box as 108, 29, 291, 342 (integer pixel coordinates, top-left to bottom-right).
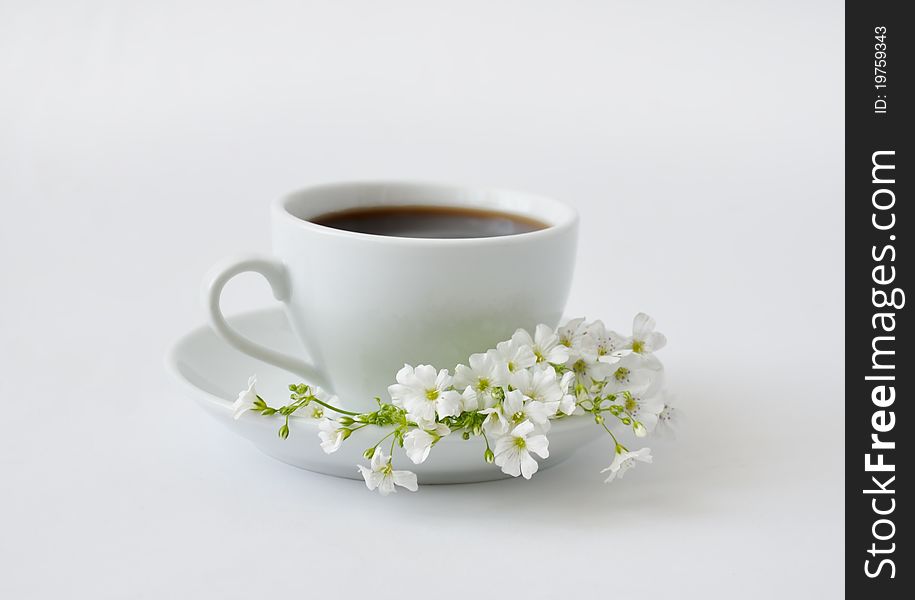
425, 389, 440, 401
632, 340, 645, 354
513, 437, 527, 449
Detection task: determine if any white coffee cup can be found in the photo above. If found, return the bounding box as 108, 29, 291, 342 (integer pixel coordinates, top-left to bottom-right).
203, 181, 578, 413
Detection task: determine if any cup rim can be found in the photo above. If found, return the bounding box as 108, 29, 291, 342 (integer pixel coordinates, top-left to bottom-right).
273, 180, 578, 245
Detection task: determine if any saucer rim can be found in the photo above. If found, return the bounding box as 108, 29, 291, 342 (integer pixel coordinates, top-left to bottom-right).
164, 307, 596, 439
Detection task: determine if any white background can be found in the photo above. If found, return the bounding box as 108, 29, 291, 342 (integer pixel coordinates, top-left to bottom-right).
1, 1, 844, 598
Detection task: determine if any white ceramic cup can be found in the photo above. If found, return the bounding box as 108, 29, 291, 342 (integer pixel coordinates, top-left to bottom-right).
203, 181, 578, 413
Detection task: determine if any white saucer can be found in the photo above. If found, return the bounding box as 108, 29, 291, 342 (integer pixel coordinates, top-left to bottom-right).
165, 308, 602, 484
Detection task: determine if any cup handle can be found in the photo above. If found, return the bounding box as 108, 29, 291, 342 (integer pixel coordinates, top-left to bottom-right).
201, 254, 328, 388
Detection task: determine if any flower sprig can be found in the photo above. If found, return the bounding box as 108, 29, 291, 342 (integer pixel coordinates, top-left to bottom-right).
233, 313, 678, 495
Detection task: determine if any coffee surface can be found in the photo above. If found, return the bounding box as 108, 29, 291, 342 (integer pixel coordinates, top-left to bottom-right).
310, 205, 548, 239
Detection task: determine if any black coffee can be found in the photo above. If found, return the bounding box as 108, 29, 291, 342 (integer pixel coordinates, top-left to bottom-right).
310, 205, 548, 239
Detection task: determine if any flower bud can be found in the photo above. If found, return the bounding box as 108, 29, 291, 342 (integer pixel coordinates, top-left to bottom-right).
484, 448, 495, 463
338, 417, 354, 426
594, 414, 604, 424
340, 427, 352, 440
363, 447, 375, 459
278, 424, 290, 440
462, 431, 471, 440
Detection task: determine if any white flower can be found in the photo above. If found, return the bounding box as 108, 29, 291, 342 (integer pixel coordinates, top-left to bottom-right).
558, 318, 613, 378
600, 354, 657, 396
403, 422, 450, 464
580, 320, 629, 364
484, 389, 554, 434
357, 449, 418, 495
601, 448, 652, 483
318, 418, 348, 454
610, 314, 666, 368
629, 313, 666, 354
653, 393, 681, 439
453, 352, 501, 410
487, 338, 536, 383
232, 376, 259, 420
480, 403, 510, 435
388, 364, 462, 422
300, 405, 328, 421
619, 391, 665, 436
493, 420, 550, 479
512, 324, 570, 365
556, 317, 587, 350
299, 385, 338, 421
510, 366, 563, 410
566, 348, 613, 389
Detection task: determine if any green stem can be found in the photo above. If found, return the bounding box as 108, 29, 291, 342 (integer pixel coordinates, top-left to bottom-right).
308, 396, 362, 417
259, 393, 362, 418
599, 421, 627, 452
481, 429, 492, 452
371, 429, 397, 451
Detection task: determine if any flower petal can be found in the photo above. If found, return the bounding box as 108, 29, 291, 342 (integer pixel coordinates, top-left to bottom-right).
497, 451, 522, 477
392, 470, 418, 492
468, 352, 488, 373
395, 364, 413, 384
412, 364, 438, 389
646, 332, 667, 352
403, 430, 433, 464
510, 420, 535, 438
358, 465, 381, 491
525, 434, 550, 459
434, 368, 453, 390
519, 451, 539, 479
503, 389, 525, 414
524, 400, 552, 425
545, 345, 570, 364
436, 390, 462, 419
378, 475, 396, 495
460, 386, 481, 412
632, 313, 655, 339
511, 329, 534, 348
493, 435, 515, 456
387, 383, 412, 404
371, 448, 389, 470
452, 364, 474, 390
